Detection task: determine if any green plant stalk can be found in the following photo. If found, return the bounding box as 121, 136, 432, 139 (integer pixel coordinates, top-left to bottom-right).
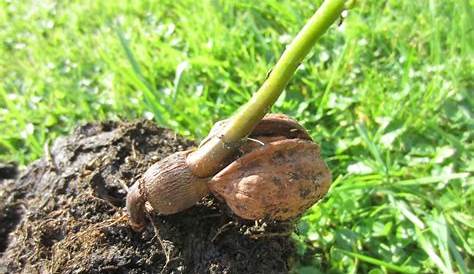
188, 0, 347, 177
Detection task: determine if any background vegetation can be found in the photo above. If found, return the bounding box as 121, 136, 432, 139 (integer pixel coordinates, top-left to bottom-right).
1, 0, 472, 273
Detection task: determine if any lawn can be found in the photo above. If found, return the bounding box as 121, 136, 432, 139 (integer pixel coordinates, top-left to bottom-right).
0, 0, 473, 273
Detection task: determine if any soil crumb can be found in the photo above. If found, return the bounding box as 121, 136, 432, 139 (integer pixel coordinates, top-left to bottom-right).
0, 163, 17, 180
0, 120, 294, 274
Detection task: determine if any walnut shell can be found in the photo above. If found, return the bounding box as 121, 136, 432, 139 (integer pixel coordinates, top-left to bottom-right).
249, 113, 312, 140
200, 113, 311, 148
208, 138, 331, 220
141, 150, 210, 214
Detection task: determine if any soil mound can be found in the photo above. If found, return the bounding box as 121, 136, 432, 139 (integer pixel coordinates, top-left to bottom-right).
0, 120, 294, 273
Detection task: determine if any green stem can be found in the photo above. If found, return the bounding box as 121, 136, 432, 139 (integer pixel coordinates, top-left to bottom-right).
188, 0, 347, 177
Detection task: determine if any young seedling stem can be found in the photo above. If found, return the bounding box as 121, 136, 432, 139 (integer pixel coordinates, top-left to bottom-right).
187, 0, 348, 177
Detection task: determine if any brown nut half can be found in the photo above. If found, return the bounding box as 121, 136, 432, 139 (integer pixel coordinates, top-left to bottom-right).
126, 150, 210, 231
142, 150, 210, 214
249, 113, 312, 140
208, 138, 331, 221
199, 113, 311, 148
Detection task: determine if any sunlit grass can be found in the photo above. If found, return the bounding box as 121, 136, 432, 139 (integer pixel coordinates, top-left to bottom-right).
1, 0, 472, 273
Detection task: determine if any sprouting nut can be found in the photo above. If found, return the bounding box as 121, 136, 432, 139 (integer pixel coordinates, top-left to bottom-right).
126, 113, 331, 230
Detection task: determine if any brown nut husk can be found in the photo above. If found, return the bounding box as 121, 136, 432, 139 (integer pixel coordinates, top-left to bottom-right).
208, 138, 331, 221
126, 150, 210, 230
200, 113, 312, 148
249, 113, 312, 140
141, 150, 210, 214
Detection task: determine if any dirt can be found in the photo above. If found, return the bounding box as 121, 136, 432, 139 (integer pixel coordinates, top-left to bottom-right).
0, 163, 17, 180
0, 120, 295, 274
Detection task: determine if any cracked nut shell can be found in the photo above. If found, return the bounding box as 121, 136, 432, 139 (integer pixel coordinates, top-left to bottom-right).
208, 138, 331, 221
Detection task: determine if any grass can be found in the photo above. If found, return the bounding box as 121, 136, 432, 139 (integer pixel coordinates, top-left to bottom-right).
1, 0, 473, 273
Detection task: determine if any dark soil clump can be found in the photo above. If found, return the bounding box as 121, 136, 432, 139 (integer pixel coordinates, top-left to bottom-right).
0, 163, 17, 180
0, 120, 294, 273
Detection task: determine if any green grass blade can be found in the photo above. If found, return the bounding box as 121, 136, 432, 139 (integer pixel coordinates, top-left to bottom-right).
416, 228, 454, 274
337, 249, 418, 273
115, 27, 168, 124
